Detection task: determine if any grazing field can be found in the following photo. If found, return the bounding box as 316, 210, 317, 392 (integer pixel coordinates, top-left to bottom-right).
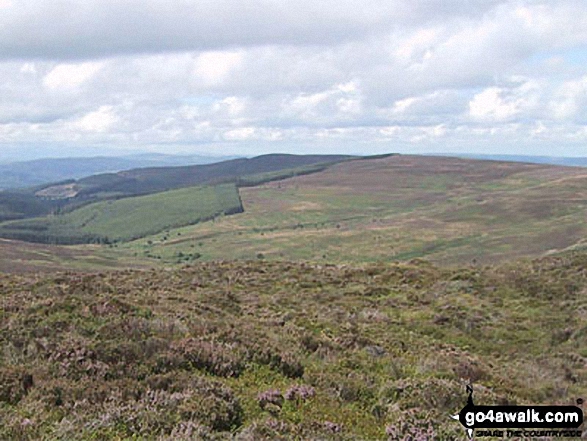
0, 253, 586, 439
0, 184, 242, 245
129, 155, 587, 266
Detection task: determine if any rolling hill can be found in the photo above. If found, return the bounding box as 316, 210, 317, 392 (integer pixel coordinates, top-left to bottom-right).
1, 153, 586, 270
0, 154, 358, 246
0, 154, 355, 224
452, 153, 587, 167
62, 153, 355, 200
0, 184, 243, 244
125, 155, 587, 266
1, 153, 586, 439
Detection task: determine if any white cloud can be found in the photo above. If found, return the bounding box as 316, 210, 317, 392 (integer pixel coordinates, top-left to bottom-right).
0, 0, 510, 60
74, 106, 118, 132
283, 81, 362, 122
19, 63, 36, 74
43, 61, 105, 91
394, 28, 440, 64
212, 96, 246, 117
193, 51, 243, 87
550, 76, 587, 120
223, 127, 256, 141
469, 79, 541, 122
391, 97, 418, 114
0, 0, 586, 157
469, 88, 520, 121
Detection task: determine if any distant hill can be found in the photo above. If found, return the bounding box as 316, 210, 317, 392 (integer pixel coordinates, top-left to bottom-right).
0, 153, 237, 190
444, 153, 587, 167
129, 154, 587, 266
0, 154, 355, 223
69, 153, 355, 199
1, 153, 587, 268
0, 154, 358, 243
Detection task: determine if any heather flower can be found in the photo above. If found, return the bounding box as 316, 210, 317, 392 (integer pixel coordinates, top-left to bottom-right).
265, 418, 289, 432
385, 416, 438, 440
284, 385, 316, 402
257, 389, 284, 409
323, 421, 342, 433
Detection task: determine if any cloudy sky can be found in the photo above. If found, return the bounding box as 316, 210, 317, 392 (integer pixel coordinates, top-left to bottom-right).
1, 0, 587, 159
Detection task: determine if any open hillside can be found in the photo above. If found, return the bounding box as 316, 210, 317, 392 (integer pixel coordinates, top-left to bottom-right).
455, 154, 587, 168
130, 155, 587, 266
1, 154, 586, 272
0, 252, 586, 439
0, 154, 354, 223
0, 154, 357, 245
0, 239, 150, 274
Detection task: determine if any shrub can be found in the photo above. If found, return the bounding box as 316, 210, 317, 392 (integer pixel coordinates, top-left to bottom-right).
0, 366, 29, 404
257, 389, 284, 410
179, 378, 243, 431
171, 338, 246, 377
284, 385, 315, 402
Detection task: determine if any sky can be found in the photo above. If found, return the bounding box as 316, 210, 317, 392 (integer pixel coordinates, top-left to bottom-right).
0, 0, 587, 160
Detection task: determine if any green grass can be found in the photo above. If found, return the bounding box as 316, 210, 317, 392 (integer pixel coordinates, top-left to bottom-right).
0, 184, 242, 244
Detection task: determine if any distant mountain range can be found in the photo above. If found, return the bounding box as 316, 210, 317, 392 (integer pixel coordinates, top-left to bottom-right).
0, 153, 239, 190
444, 153, 587, 167
4, 152, 586, 192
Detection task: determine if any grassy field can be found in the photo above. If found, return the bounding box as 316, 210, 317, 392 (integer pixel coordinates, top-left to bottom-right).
0, 184, 242, 245
0, 252, 586, 439
126, 155, 587, 266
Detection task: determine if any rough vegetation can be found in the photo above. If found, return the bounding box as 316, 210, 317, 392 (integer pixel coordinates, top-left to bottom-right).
1, 252, 586, 439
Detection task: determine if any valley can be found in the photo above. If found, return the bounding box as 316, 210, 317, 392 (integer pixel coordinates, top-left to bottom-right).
1, 153, 586, 440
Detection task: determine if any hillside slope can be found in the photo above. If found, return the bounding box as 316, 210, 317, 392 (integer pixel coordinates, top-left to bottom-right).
1, 154, 585, 271
0, 253, 585, 439
132, 155, 587, 265
454, 153, 587, 167
0, 238, 149, 273
43, 153, 354, 201
0, 154, 354, 223
0, 184, 243, 244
